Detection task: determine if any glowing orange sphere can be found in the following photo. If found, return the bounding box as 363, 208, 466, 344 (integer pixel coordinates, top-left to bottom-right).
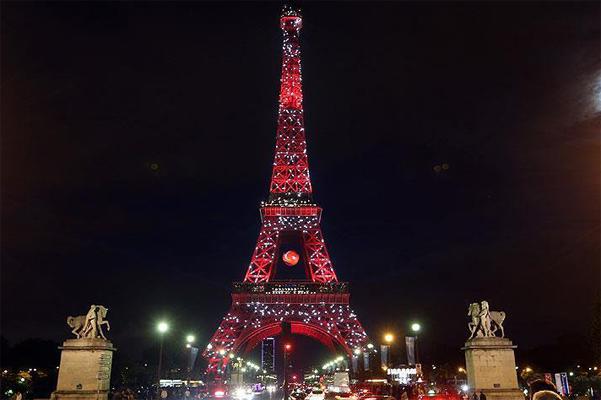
282, 250, 300, 266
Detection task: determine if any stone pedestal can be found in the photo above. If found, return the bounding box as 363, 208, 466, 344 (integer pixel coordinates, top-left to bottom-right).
462, 337, 523, 400
51, 338, 116, 400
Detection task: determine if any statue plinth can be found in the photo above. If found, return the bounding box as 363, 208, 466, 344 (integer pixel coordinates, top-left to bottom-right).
51, 338, 116, 400
462, 337, 523, 400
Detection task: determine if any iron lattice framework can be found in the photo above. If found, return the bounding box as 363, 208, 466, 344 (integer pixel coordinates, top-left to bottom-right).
204, 6, 369, 375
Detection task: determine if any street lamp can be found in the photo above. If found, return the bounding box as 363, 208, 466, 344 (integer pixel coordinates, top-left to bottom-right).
158, 322, 169, 334
382, 333, 394, 370
156, 321, 169, 399
283, 343, 292, 400
185, 334, 197, 384
411, 322, 421, 366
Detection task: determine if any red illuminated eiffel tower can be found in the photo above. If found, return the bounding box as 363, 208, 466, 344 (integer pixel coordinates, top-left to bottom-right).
203, 6, 369, 375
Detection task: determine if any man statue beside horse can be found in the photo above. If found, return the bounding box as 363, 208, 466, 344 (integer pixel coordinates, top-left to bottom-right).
467, 300, 506, 339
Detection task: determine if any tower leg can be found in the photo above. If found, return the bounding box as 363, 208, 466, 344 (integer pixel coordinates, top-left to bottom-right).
303, 228, 337, 283
244, 226, 280, 283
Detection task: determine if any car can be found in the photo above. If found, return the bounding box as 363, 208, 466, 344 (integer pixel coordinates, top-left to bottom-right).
291, 390, 308, 400
307, 388, 325, 400
358, 396, 395, 400
325, 387, 355, 400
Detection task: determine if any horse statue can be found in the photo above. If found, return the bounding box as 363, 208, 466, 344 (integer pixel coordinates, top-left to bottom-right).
467, 301, 506, 339
490, 309, 506, 337
66, 315, 88, 338
94, 305, 111, 339
67, 305, 111, 339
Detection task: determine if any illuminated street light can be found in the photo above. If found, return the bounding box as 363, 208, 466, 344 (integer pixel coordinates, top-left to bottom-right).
284, 343, 292, 400
157, 321, 169, 334
384, 333, 394, 344
184, 337, 197, 382
410, 323, 422, 367
156, 321, 169, 399
458, 367, 466, 373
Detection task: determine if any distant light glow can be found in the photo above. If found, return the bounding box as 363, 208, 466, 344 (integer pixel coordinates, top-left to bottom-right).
157, 322, 169, 334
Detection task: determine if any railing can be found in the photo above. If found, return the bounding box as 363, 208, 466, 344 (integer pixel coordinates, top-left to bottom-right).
233, 281, 348, 294
261, 206, 321, 217
232, 281, 350, 304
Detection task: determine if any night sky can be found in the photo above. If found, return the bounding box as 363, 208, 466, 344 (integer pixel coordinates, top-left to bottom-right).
2, 2, 600, 371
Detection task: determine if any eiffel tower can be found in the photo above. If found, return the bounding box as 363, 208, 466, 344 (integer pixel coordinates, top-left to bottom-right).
203, 5, 369, 375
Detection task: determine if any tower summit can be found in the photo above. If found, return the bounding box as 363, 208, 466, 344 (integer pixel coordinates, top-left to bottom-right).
204, 6, 369, 376
269, 5, 311, 198
243, 5, 337, 284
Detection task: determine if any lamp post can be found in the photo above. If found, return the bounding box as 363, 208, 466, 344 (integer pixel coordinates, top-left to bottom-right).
382, 333, 394, 369
411, 323, 421, 373
186, 335, 195, 385
283, 343, 291, 400
156, 322, 169, 399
